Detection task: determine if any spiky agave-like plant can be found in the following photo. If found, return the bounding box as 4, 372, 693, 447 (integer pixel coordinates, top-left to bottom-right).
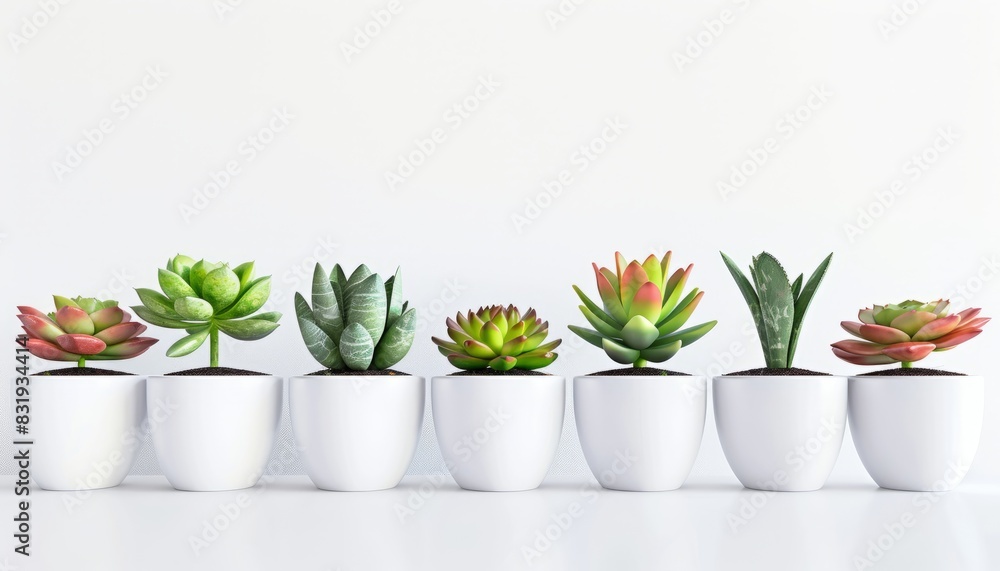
17, 296, 158, 367
832, 300, 989, 368
432, 305, 560, 371
132, 254, 281, 367
569, 252, 717, 368
294, 263, 417, 371
720, 251, 833, 369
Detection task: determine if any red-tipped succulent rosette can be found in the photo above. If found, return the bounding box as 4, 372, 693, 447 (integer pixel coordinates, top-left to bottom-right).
832, 299, 988, 368
17, 296, 158, 367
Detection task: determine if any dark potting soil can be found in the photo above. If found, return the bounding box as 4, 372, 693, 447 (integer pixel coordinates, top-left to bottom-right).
448, 369, 549, 376
858, 367, 963, 377
307, 369, 411, 376
166, 367, 270, 376
724, 367, 831, 376
36, 367, 134, 376
587, 367, 687, 376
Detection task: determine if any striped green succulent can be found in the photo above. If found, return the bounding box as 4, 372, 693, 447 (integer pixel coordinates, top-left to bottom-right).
720, 251, 832, 369
294, 264, 416, 371
132, 255, 281, 367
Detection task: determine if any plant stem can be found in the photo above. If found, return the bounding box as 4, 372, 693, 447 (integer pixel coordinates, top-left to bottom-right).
634, 359, 647, 368
77, 357, 86, 368
210, 325, 219, 368
901, 361, 912, 369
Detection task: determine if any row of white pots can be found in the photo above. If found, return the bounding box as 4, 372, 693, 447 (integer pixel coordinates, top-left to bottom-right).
29, 373, 984, 493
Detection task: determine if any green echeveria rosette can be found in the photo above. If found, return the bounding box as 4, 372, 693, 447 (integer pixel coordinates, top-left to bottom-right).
433, 305, 561, 371
17, 296, 158, 367
294, 263, 417, 371
131, 254, 281, 367
569, 251, 717, 368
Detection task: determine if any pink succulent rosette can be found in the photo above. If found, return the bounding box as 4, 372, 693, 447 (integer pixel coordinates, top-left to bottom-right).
17, 296, 158, 366
832, 299, 988, 367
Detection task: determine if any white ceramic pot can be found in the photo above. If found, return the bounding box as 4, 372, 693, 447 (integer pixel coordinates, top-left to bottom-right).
432, 375, 564, 491
574, 375, 706, 491
713, 375, 847, 492
289, 374, 424, 491
31, 375, 146, 491
849, 375, 984, 492
147, 375, 282, 491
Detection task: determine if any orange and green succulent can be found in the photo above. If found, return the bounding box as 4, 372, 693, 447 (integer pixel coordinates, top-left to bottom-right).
570, 252, 717, 367
433, 305, 560, 371
832, 300, 989, 368
17, 296, 158, 367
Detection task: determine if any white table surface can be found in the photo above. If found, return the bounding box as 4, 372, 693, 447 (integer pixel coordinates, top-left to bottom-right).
3, 476, 998, 571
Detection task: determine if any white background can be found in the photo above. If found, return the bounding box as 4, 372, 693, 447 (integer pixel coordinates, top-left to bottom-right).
2, 0, 999, 514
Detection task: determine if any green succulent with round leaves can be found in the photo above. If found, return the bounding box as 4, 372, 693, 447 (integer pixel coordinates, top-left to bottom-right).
294, 263, 417, 371
432, 305, 561, 371
132, 254, 281, 367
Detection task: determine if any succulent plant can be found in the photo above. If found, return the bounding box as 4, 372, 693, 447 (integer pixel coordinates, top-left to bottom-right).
832, 300, 989, 368
294, 263, 417, 371
569, 252, 717, 367
433, 305, 560, 371
17, 296, 158, 367
132, 255, 281, 367
721, 251, 833, 369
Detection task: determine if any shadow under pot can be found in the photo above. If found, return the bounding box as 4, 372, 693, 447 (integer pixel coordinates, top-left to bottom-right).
713, 375, 847, 492
289, 374, 425, 491
147, 372, 282, 492
432, 374, 564, 492
849, 374, 983, 492
574, 374, 706, 491
31, 373, 146, 491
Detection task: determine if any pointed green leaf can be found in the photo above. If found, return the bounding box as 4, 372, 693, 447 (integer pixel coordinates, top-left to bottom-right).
189, 260, 220, 297
166, 328, 210, 358
216, 317, 279, 341
385, 267, 404, 326
568, 325, 607, 349
373, 307, 416, 369
232, 261, 255, 293
131, 305, 197, 329
640, 339, 682, 363
135, 288, 182, 319
158, 268, 197, 301
621, 315, 659, 349
514, 352, 557, 370
751, 252, 794, 368
787, 253, 832, 367
489, 355, 517, 371
721, 252, 768, 361
573, 285, 619, 329
53, 295, 80, 310
216, 276, 271, 320
297, 314, 343, 369
448, 354, 490, 370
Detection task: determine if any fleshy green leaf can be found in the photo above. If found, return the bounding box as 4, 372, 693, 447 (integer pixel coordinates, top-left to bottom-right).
621, 315, 659, 349
640, 339, 682, 362
216, 317, 279, 341
189, 260, 220, 297
568, 325, 607, 349
216, 277, 271, 320
514, 352, 557, 370
135, 288, 182, 319
658, 320, 717, 347
448, 354, 490, 370
602, 338, 641, 365
346, 274, 388, 347
787, 253, 832, 366
752, 253, 794, 368
373, 307, 416, 369
174, 297, 215, 321
166, 328, 210, 357
158, 268, 197, 301
232, 261, 255, 293
721, 252, 768, 362
489, 356, 517, 371
385, 267, 404, 326
297, 314, 343, 369
131, 305, 197, 329
201, 266, 241, 311
339, 322, 374, 370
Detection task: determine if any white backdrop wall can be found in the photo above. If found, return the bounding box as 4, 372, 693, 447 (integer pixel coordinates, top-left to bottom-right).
2, 0, 998, 487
